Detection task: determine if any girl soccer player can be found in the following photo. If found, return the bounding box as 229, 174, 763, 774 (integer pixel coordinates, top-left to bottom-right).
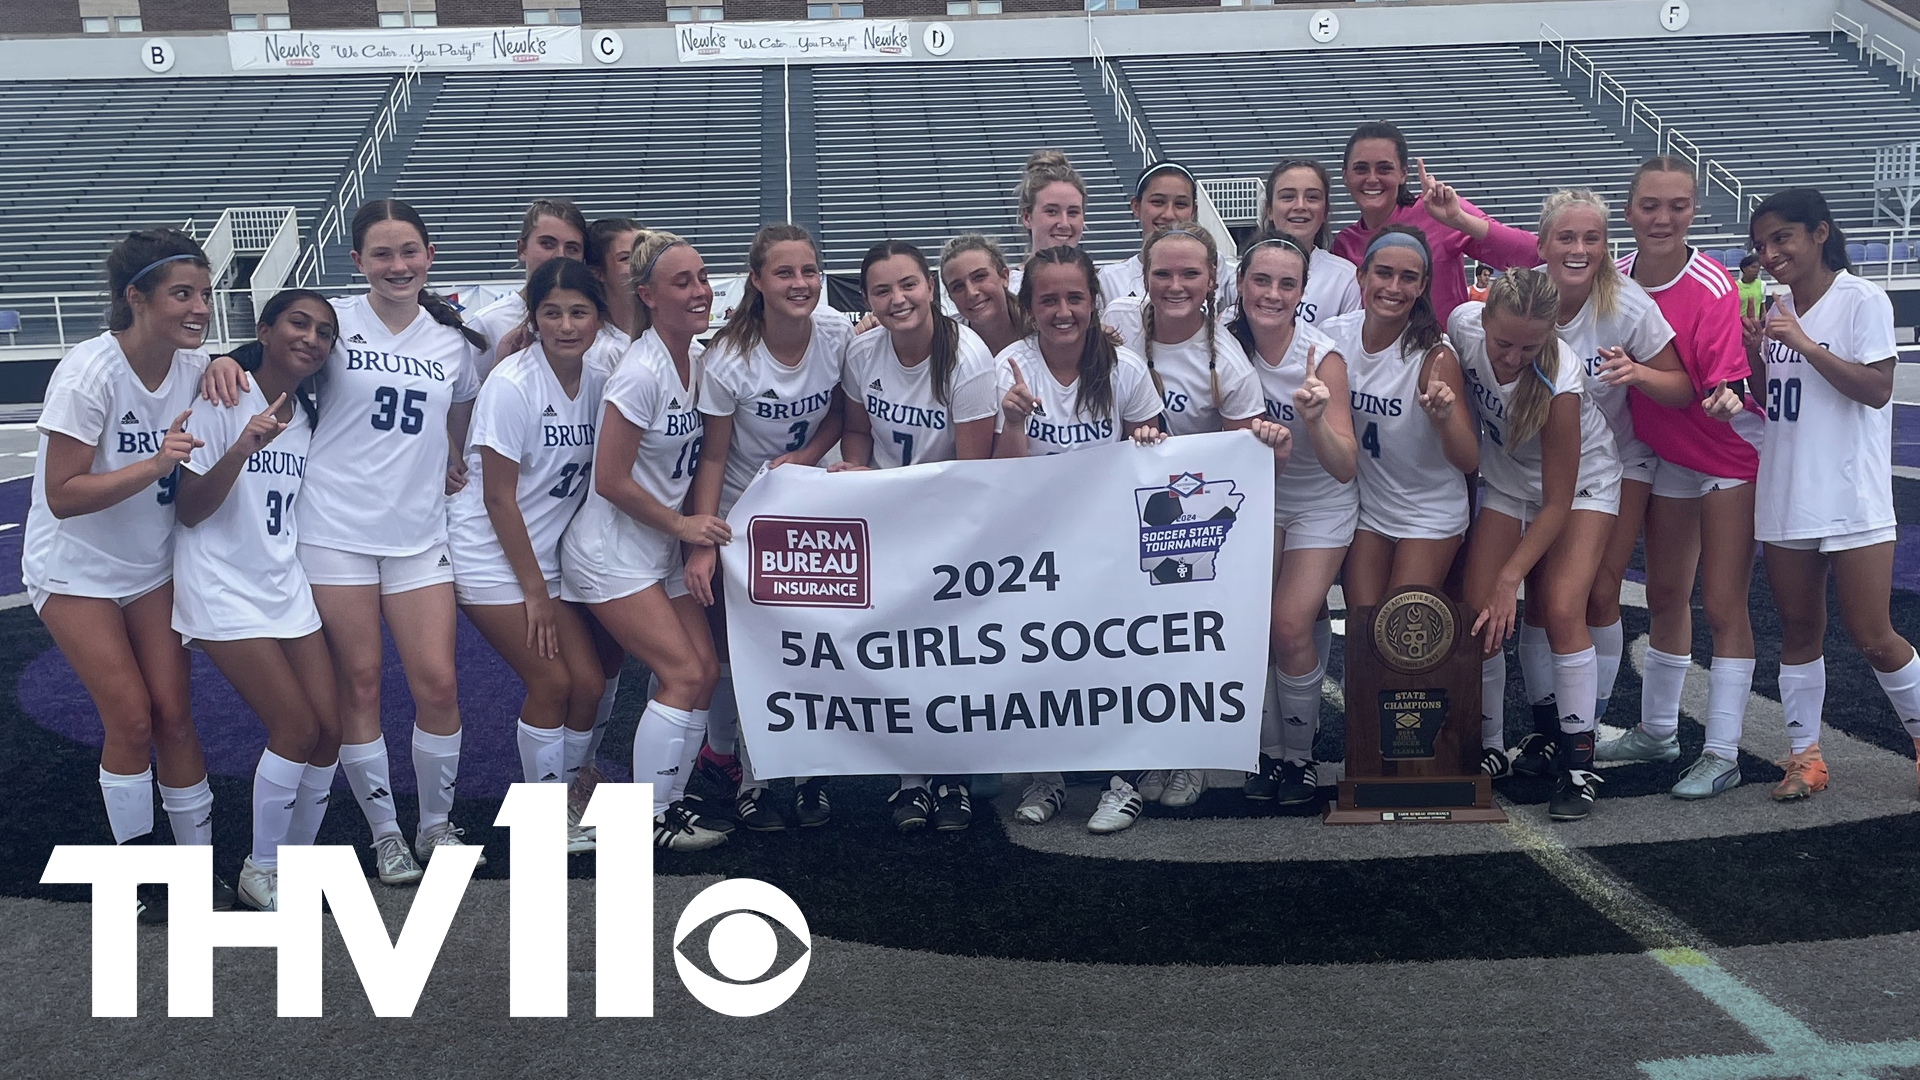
447, 258, 611, 852
468, 199, 589, 377
1097, 161, 1237, 310
1262, 159, 1362, 327
941, 233, 1026, 356
1228, 236, 1358, 807
1511, 191, 1694, 779
560, 230, 729, 851
686, 224, 853, 832
1008, 150, 1087, 294
837, 240, 1002, 833
1453, 270, 1623, 820
1745, 188, 1920, 800
1595, 160, 1762, 800
1320, 226, 1479, 609
26, 228, 226, 918
173, 290, 341, 909
209, 199, 486, 883
1332, 123, 1538, 321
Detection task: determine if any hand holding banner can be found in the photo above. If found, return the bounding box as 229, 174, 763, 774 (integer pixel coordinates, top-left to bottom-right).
719, 432, 1275, 779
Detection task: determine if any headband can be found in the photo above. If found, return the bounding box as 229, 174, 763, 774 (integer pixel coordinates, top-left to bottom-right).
1245, 235, 1308, 260
128, 253, 200, 289
1362, 231, 1430, 268
635, 239, 688, 285
1135, 161, 1197, 200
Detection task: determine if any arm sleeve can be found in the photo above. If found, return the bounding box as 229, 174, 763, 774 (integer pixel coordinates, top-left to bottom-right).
450, 345, 481, 404
182, 396, 238, 477
606, 362, 661, 432
36, 364, 108, 446
947, 338, 1001, 424
1849, 286, 1900, 364
1460, 201, 1541, 271
1117, 355, 1167, 426
697, 352, 744, 418
467, 378, 529, 464
1630, 301, 1679, 365
1212, 338, 1265, 421
1689, 283, 1751, 389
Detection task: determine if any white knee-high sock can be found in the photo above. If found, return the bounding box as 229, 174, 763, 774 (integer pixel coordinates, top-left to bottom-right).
1313, 617, 1333, 672
285, 762, 337, 847
1554, 647, 1599, 768
412, 727, 462, 832
585, 674, 620, 762
338, 738, 401, 841
1704, 657, 1756, 760
251, 750, 304, 869
1778, 658, 1826, 754
561, 727, 593, 786
100, 766, 154, 844
1640, 648, 1691, 739
1872, 653, 1920, 740
1590, 620, 1624, 722
634, 700, 697, 815
516, 720, 565, 784
158, 777, 214, 846
1481, 652, 1507, 751
1258, 665, 1283, 758
706, 666, 739, 755
671, 709, 708, 803
1276, 665, 1324, 764
1519, 623, 1556, 733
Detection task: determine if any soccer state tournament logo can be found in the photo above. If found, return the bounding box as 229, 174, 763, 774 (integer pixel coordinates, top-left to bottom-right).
1134, 472, 1244, 585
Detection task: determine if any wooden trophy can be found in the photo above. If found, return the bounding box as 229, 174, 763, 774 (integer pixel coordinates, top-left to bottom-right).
1324, 585, 1507, 824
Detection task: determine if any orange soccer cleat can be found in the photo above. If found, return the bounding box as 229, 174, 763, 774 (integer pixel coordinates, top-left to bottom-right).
1772, 745, 1829, 802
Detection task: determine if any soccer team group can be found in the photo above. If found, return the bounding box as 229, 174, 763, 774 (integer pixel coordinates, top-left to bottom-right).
24, 119, 1919, 915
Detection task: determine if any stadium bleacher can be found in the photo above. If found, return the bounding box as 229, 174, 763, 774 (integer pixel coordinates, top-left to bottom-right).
0, 74, 394, 295
386, 67, 765, 282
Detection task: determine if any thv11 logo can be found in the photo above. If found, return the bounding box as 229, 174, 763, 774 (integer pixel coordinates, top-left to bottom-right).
40, 783, 809, 1018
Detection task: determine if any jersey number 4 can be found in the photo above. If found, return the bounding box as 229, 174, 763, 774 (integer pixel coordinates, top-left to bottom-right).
1765, 377, 1802, 422
1360, 421, 1382, 459
371, 386, 427, 434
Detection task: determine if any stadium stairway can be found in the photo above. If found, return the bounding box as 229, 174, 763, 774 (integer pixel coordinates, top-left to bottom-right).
1072, 58, 1153, 193
311, 71, 449, 284
761, 65, 823, 243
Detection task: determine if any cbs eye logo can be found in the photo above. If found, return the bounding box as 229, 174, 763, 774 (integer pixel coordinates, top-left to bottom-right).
673, 879, 812, 1016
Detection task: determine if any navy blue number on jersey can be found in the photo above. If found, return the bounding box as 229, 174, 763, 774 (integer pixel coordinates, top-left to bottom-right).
156, 466, 178, 506
371, 387, 428, 434
265, 489, 295, 535
785, 420, 810, 453
1360, 421, 1381, 459
670, 436, 705, 481
892, 430, 915, 466
1765, 377, 1802, 422
548, 462, 593, 499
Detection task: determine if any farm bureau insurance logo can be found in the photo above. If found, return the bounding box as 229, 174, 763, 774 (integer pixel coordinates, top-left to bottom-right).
1135, 472, 1244, 585
749, 516, 871, 608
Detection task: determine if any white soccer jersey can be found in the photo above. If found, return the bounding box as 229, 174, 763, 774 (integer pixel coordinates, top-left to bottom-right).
1299, 248, 1363, 327
300, 295, 480, 557
1105, 297, 1263, 436
1321, 310, 1470, 539
447, 344, 610, 589
1450, 303, 1621, 508
1754, 270, 1899, 541
996, 338, 1164, 456
561, 330, 706, 591
172, 384, 319, 641
1555, 278, 1676, 465
1249, 321, 1359, 514
1096, 252, 1239, 314
699, 309, 851, 514
24, 333, 208, 599
843, 322, 1001, 468
469, 292, 631, 380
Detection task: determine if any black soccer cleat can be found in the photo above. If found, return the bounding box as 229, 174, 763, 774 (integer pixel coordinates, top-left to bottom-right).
1511, 733, 1561, 778
888, 786, 934, 833
1273, 759, 1318, 806
1243, 753, 1282, 801
735, 787, 787, 832
1548, 770, 1603, 821
794, 779, 832, 828
932, 781, 973, 832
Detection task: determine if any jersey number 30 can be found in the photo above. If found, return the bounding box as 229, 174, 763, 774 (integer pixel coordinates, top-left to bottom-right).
1765, 377, 1802, 422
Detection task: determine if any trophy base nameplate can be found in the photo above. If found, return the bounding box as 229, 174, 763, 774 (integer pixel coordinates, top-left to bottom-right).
1322, 775, 1508, 825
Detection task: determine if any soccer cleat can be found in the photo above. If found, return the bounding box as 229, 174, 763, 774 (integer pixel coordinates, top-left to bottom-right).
1015, 780, 1066, 825
1511, 733, 1560, 777
1671, 753, 1742, 800
237, 856, 277, 912
1772, 745, 1829, 802
1274, 760, 1317, 806
932, 781, 972, 832
211, 874, 237, 912
694, 746, 742, 798
1135, 770, 1170, 802
1160, 769, 1207, 808
794, 779, 832, 827
1087, 777, 1145, 834
735, 787, 787, 831
565, 804, 597, 854
1596, 724, 1682, 764
1480, 746, 1513, 780
414, 822, 487, 868
136, 882, 168, 925
372, 834, 424, 886
1548, 769, 1603, 821
1244, 753, 1283, 801
655, 803, 728, 852
888, 786, 934, 833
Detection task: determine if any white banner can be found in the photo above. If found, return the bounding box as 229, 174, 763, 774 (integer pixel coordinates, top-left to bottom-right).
228, 26, 583, 70
720, 432, 1275, 779
675, 20, 912, 62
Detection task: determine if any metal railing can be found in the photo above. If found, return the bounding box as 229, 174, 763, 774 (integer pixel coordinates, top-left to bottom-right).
1199, 178, 1263, 225
1090, 36, 1155, 165
1539, 22, 1757, 221
296, 62, 421, 285
1833, 12, 1867, 54
251, 212, 302, 322
1872, 34, 1910, 85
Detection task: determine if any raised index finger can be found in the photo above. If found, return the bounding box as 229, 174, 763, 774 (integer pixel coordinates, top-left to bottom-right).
264, 392, 289, 415
1304, 344, 1319, 379
169, 409, 192, 432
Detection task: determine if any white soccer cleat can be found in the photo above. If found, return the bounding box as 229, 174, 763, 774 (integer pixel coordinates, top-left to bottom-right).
1087, 777, 1145, 834
1159, 769, 1207, 807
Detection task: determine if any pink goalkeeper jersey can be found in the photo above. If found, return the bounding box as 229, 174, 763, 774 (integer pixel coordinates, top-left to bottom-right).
1331, 196, 1539, 323
1619, 249, 1760, 482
